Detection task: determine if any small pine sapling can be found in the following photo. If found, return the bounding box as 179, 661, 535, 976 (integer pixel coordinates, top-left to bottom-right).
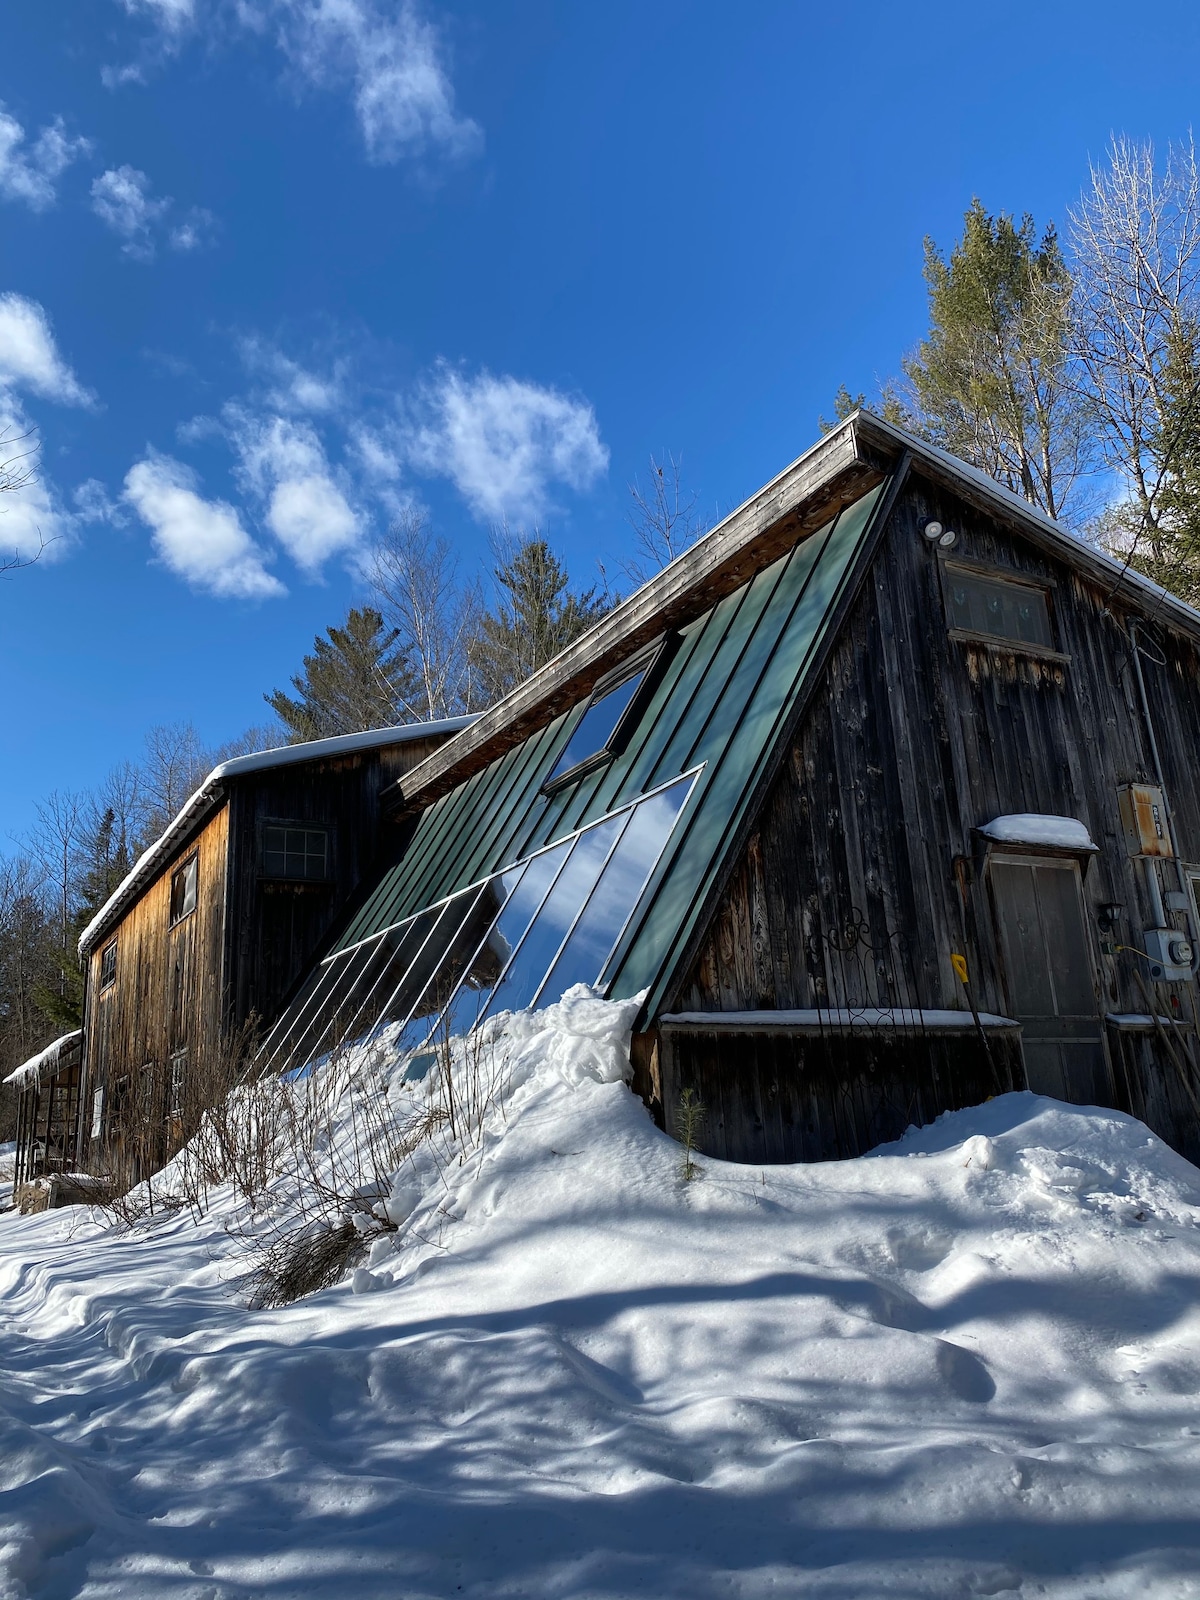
677, 1087, 706, 1182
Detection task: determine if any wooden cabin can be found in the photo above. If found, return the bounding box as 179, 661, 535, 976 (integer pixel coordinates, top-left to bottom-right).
258, 414, 1200, 1168
4, 1030, 83, 1189
70, 719, 472, 1178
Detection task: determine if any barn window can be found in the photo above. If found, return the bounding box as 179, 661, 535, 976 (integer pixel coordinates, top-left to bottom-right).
542, 638, 673, 795
100, 940, 117, 989
261, 824, 330, 881
168, 1049, 187, 1120
943, 565, 1055, 651
169, 855, 198, 925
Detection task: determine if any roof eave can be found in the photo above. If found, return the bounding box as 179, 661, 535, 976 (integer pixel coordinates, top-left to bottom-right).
388, 418, 890, 815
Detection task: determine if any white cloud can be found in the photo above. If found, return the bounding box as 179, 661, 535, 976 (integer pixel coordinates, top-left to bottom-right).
112, 0, 479, 166
0, 396, 74, 563
0, 293, 92, 407
122, 0, 195, 25
91, 166, 172, 259
0, 106, 90, 211
74, 478, 127, 527
124, 452, 286, 599
169, 207, 216, 251
407, 367, 609, 523
273, 0, 481, 165
239, 337, 342, 413
229, 409, 361, 570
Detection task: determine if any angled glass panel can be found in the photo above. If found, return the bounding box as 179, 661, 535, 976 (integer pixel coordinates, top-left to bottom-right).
268, 939, 378, 1075
536, 772, 695, 1005
370, 887, 482, 1050
543, 669, 647, 791
479, 813, 625, 1021
386, 882, 504, 1058
430, 839, 573, 1043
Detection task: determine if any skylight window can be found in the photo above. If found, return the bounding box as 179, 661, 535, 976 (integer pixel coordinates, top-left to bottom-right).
542, 639, 673, 794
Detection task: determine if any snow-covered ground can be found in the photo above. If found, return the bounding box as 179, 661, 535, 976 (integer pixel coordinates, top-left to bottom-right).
3, 992, 1200, 1599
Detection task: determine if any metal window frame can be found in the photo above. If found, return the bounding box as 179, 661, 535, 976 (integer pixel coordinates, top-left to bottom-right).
540, 635, 678, 797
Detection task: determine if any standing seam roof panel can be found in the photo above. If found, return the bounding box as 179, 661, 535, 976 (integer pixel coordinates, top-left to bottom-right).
333, 482, 885, 994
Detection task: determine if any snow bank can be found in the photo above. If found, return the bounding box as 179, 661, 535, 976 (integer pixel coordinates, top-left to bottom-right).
3, 991, 1200, 1597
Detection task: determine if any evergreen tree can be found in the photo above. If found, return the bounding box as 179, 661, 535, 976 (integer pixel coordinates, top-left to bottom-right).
1126, 313, 1200, 602
32, 805, 135, 1031
265, 607, 420, 742
468, 537, 612, 704
902, 199, 1086, 519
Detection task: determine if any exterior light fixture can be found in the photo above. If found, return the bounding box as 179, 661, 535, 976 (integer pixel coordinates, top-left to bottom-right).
938, 529, 958, 549
923, 521, 943, 540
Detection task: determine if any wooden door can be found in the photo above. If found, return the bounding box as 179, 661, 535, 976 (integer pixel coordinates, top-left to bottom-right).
990, 855, 1111, 1105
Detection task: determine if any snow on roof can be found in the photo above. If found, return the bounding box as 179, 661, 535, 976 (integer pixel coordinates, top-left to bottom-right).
3, 1030, 82, 1088
78, 717, 478, 958
977, 814, 1099, 852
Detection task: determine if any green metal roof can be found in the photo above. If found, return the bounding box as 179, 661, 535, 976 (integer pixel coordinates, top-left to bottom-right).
335, 478, 886, 1019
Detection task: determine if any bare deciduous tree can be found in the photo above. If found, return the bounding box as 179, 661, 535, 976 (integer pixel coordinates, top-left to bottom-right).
0, 427, 49, 577
367, 509, 484, 719
1070, 135, 1200, 552
138, 723, 212, 839
622, 453, 710, 586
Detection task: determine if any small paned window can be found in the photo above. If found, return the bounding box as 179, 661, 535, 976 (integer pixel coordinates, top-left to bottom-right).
100, 941, 117, 990
169, 855, 198, 925
262, 825, 330, 881
944, 567, 1054, 650
542, 640, 672, 795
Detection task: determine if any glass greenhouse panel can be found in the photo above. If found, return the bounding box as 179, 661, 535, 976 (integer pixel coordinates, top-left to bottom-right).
536, 773, 693, 1002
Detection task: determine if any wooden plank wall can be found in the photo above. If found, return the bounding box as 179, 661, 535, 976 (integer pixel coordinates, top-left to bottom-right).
223, 736, 448, 1033
668, 471, 1200, 1161
661, 1028, 1024, 1163
85, 803, 229, 1108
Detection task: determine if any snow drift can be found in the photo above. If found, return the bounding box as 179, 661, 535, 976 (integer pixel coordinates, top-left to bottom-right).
3, 989, 1200, 1598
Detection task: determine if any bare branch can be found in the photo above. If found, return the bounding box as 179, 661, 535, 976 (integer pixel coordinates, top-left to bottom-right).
622, 452, 710, 586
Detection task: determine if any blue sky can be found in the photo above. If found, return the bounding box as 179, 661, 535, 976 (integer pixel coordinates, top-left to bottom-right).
2, 0, 1199, 845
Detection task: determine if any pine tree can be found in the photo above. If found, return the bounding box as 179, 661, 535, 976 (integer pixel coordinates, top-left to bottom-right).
468, 537, 612, 704
902, 199, 1086, 519
32, 806, 135, 1031
265, 607, 420, 743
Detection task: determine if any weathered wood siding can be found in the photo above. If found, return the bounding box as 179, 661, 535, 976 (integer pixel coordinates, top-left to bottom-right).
223, 736, 448, 1031
84, 803, 229, 1100
669, 471, 1200, 1161
661, 1028, 1024, 1163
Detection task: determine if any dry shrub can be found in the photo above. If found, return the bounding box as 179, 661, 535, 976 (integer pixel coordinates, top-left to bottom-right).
246, 1219, 365, 1310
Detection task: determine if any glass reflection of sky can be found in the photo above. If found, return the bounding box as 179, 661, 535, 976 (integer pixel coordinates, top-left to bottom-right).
544, 669, 645, 788
536, 778, 689, 1002
271, 772, 696, 1079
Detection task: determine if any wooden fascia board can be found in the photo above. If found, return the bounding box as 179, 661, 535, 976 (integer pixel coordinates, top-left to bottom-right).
852, 411, 1200, 649
386, 424, 890, 815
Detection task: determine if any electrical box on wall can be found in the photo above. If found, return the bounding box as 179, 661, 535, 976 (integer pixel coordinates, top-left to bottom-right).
1117, 783, 1174, 858
1143, 926, 1195, 983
